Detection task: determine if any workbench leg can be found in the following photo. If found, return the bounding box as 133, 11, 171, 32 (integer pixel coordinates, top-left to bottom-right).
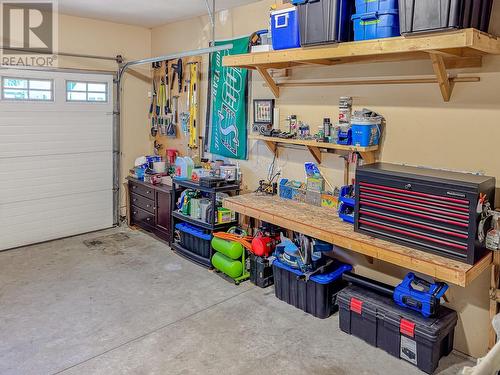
489, 252, 500, 349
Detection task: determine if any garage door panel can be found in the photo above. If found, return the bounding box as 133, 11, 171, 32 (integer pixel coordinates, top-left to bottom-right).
0, 153, 112, 204
0, 192, 113, 250
0, 69, 114, 250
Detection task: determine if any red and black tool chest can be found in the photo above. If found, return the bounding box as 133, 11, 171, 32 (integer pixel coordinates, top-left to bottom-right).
355, 163, 495, 264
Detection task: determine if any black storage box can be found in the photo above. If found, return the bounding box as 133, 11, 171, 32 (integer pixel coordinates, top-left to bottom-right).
249, 253, 274, 288
338, 285, 458, 374
399, 0, 493, 35
272, 259, 352, 319
175, 223, 212, 259
295, 0, 353, 46
355, 163, 495, 264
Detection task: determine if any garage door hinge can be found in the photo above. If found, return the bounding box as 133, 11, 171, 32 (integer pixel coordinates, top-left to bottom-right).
113, 111, 120, 115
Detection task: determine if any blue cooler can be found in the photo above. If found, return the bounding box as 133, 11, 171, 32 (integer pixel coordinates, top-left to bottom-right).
351, 117, 381, 147
355, 0, 398, 13
271, 7, 301, 50
352, 9, 400, 40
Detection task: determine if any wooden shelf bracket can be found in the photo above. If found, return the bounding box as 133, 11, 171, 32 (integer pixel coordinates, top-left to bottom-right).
429, 52, 455, 102
257, 66, 280, 98
306, 146, 322, 164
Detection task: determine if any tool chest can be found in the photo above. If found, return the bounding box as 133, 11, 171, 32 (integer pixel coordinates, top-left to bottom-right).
354, 163, 495, 264
338, 285, 458, 374
272, 258, 352, 319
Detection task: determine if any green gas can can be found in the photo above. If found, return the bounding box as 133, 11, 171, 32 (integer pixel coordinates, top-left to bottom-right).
211, 252, 243, 279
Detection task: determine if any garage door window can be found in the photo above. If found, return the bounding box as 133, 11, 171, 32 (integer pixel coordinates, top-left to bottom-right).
66, 81, 108, 102
2, 77, 53, 101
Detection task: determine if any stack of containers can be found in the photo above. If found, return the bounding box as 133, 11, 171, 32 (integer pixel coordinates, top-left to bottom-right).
351, 0, 400, 41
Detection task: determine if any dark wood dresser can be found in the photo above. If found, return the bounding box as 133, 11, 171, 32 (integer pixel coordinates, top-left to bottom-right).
127, 177, 174, 243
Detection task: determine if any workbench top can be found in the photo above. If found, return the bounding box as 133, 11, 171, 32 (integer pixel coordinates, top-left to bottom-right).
223, 193, 492, 287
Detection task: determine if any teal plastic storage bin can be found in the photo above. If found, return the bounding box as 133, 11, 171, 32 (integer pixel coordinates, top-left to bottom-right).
271, 7, 301, 50
352, 9, 400, 40
351, 117, 381, 147
355, 0, 398, 13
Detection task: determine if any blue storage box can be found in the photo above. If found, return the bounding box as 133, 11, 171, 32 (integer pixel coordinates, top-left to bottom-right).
355, 0, 398, 13
351, 117, 381, 147
338, 202, 355, 224
339, 185, 356, 206
175, 223, 212, 259
352, 9, 400, 40
272, 258, 352, 318
271, 7, 301, 50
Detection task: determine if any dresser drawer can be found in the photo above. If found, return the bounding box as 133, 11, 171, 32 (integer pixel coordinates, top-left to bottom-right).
129, 181, 155, 199
130, 192, 155, 214
131, 206, 155, 227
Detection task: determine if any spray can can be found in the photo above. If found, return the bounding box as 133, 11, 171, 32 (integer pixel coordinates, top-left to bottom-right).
323, 118, 331, 140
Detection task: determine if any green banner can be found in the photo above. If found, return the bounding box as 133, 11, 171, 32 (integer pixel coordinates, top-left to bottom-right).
208, 36, 249, 160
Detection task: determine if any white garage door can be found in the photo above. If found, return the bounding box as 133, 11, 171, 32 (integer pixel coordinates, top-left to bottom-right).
0, 69, 115, 251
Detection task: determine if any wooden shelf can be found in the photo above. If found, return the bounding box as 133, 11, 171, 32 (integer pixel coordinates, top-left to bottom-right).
223, 29, 500, 101
249, 135, 378, 164
223, 194, 492, 287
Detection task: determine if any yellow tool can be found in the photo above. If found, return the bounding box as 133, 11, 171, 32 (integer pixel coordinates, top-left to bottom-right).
188, 62, 199, 149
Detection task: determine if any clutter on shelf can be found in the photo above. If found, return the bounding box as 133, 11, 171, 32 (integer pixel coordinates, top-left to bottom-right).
259, 97, 383, 149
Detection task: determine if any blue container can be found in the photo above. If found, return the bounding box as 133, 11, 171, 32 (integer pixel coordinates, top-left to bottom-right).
337, 128, 352, 145
351, 117, 381, 147
339, 185, 356, 206
338, 202, 355, 224
355, 0, 398, 13
271, 7, 301, 50
352, 9, 400, 40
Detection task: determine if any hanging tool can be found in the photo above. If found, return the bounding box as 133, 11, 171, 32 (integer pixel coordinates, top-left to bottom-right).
180, 112, 189, 136
172, 95, 179, 125
171, 58, 183, 94
164, 61, 171, 114
342, 272, 449, 318
150, 64, 159, 137
188, 62, 199, 149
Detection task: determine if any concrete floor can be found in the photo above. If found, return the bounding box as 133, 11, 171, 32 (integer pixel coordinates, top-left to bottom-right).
0, 227, 474, 375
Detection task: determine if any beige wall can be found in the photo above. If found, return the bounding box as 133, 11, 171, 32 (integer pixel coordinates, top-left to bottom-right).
151, 0, 500, 358
56, 14, 152, 213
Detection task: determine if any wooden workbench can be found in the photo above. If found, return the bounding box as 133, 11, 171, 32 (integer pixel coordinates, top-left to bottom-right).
223, 193, 492, 287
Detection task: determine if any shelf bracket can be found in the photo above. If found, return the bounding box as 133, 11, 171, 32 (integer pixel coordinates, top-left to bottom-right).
263, 139, 278, 157
429, 52, 454, 102
307, 146, 322, 164
359, 151, 376, 165
257, 66, 280, 98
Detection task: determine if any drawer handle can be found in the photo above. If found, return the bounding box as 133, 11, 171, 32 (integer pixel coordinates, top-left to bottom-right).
133, 198, 137, 202
133, 211, 137, 215
147, 204, 151, 208
405, 184, 412, 190
146, 190, 151, 194
146, 218, 151, 221
132, 186, 137, 189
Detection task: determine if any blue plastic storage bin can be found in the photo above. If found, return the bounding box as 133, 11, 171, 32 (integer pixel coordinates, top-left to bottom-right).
339, 185, 356, 206
355, 0, 398, 13
339, 202, 355, 224
175, 223, 213, 259
351, 117, 381, 147
352, 9, 400, 40
271, 7, 301, 50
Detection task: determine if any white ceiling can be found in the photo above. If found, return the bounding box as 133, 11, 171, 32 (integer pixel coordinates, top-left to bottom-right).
58, 0, 260, 28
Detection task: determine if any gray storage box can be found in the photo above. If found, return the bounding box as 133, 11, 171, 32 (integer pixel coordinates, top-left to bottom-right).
399, 0, 493, 34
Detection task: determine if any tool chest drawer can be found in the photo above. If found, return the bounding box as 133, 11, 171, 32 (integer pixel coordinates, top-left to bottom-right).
131, 206, 155, 228
129, 180, 155, 199
130, 192, 155, 214
354, 163, 495, 264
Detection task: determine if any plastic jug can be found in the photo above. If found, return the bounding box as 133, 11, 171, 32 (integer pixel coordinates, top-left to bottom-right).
175, 157, 194, 179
